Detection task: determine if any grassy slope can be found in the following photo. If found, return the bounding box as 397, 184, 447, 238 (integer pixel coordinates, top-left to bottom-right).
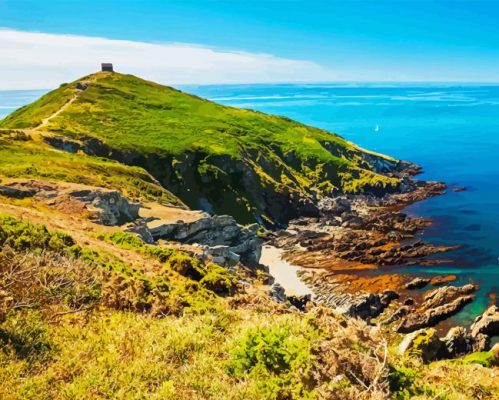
0, 132, 182, 205
0, 72, 399, 225
0, 215, 497, 400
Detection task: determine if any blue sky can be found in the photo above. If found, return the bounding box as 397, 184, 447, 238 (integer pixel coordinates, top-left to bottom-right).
1, 0, 499, 87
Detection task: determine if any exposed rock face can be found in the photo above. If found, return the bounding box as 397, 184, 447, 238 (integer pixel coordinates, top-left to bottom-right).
148, 215, 262, 265
68, 189, 140, 226
470, 305, 499, 338
396, 285, 477, 333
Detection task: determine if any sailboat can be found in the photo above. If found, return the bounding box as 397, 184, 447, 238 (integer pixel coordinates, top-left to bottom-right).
374, 124, 380, 132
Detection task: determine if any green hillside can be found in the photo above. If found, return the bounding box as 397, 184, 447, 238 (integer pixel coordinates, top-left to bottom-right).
0, 72, 401, 226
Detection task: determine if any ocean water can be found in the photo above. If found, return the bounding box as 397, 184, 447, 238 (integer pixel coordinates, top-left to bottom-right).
1, 84, 498, 326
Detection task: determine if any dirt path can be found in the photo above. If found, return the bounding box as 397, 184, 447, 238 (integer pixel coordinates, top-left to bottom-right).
34, 94, 79, 131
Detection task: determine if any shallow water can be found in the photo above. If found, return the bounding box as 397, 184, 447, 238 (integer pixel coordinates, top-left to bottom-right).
2, 83, 498, 326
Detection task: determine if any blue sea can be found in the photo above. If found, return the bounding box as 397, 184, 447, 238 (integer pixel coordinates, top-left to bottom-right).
1, 83, 498, 327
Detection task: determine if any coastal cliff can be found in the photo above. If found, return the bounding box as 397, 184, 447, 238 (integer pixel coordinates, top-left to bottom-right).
0, 73, 497, 399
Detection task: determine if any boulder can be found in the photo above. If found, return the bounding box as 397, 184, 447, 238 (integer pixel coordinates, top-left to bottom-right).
398, 328, 443, 363
148, 215, 262, 265
0, 185, 36, 199
442, 326, 472, 358
470, 305, 499, 338
69, 189, 140, 225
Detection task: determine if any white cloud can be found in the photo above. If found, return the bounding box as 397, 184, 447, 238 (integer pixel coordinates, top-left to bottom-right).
0, 28, 336, 89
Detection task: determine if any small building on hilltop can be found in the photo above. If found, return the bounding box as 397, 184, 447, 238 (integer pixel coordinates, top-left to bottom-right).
101, 63, 114, 72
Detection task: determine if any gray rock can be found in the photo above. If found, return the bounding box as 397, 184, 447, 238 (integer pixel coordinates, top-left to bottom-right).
69, 189, 140, 226
398, 328, 443, 363
148, 215, 262, 265
0, 185, 36, 199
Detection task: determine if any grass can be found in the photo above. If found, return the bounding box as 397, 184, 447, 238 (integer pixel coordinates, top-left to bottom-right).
0, 133, 182, 204
0, 72, 400, 225
0, 216, 497, 399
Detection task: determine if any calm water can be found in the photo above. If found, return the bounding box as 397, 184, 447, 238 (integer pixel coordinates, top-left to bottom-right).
1, 84, 498, 326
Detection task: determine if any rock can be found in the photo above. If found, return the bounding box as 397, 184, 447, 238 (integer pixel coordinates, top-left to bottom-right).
271, 283, 286, 302
380, 290, 399, 308
381, 305, 410, 325
0, 185, 36, 199
287, 294, 312, 311
204, 245, 240, 267
429, 275, 457, 286
472, 333, 491, 352
397, 285, 477, 333
404, 298, 415, 306
149, 215, 262, 265
442, 326, 472, 358
69, 189, 140, 225
318, 196, 351, 215
125, 221, 155, 244
470, 305, 499, 339
404, 277, 430, 290
398, 328, 443, 363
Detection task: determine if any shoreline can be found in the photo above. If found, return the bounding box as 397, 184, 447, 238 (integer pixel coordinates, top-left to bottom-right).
264, 164, 488, 334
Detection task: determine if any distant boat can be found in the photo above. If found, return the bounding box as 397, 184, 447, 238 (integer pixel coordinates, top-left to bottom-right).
374, 124, 380, 132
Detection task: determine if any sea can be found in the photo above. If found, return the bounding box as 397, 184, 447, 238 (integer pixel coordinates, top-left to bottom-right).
1, 83, 498, 327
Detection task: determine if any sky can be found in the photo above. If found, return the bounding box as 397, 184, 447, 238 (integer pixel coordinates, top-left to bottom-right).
1, 0, 499, 89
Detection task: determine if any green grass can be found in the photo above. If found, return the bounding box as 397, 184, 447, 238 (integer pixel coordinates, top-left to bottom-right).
0, 72, 400, 225
0, 134, 181, 204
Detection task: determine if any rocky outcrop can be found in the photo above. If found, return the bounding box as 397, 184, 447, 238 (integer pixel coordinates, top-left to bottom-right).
0, 185, 37, 199
470, 305, 499, 338
147, 215, 262, 265
299, 270, 387, 320
442, 326, 473, 358
396, 285, 476, 333
404, 277, 430, 290
68, 189, 140, 226
398, 328, 443, 363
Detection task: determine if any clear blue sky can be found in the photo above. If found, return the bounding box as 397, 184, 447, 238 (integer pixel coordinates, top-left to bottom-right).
1, 0, 499, 83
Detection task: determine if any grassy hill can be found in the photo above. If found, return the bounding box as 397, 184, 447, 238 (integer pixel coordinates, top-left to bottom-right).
0, 72, 401, 226
0, 73, 498, 399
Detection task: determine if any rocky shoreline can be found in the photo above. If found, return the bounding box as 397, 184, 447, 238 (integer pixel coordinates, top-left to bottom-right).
263, 162, 499, 357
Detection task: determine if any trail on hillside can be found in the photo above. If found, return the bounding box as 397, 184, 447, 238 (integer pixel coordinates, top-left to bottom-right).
34, 77, 96, 131
34, 93, 79, 131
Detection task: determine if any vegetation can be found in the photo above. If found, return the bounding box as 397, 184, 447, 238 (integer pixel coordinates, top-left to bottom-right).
0, 216, 497, 399
0, 72, 400, 225
1, 73, 497, 399
0, 132, 182, 204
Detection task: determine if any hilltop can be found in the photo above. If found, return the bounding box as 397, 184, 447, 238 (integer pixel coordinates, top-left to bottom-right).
0, 71, 403, 226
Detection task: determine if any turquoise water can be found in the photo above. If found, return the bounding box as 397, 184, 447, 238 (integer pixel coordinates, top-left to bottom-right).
1, 84, 498, 326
